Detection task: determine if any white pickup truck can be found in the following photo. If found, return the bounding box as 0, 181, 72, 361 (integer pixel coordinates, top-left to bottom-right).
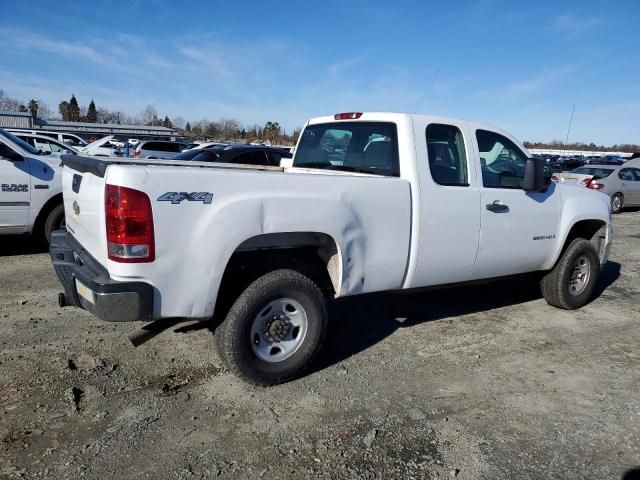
0, 128, 65, 243
50, 112, 612, 385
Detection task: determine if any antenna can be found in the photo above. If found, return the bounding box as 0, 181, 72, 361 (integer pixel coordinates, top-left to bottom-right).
563, 105, 575, 155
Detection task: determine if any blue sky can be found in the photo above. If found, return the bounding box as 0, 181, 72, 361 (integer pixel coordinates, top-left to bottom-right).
0, 0, 638, 144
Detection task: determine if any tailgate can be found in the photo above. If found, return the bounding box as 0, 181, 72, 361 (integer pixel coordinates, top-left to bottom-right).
61, 156, 109, 264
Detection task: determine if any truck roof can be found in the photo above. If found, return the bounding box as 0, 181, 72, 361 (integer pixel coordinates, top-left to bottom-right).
306, 112, 528, 153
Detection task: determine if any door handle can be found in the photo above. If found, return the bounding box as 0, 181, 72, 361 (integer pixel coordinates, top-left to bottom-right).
486, 200, 509, 213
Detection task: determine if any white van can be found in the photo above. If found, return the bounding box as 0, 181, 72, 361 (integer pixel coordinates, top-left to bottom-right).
7, 129, 88, 148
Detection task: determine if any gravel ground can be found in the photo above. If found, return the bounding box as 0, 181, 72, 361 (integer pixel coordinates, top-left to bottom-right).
1, 212, 639, 480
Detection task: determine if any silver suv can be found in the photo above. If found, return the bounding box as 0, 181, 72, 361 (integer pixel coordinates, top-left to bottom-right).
134, 140, 187, 159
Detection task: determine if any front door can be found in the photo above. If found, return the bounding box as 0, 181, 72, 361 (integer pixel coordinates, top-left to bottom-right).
0, 142, 31, 232
471, 129, 561, 279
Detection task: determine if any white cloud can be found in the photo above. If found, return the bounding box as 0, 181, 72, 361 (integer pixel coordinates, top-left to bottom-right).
552, 14, 603, 38
328, 56, 364, 75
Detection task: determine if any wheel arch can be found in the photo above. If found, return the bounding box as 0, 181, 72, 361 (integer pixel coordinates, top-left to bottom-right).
212, 231, 342, 320
31, 193, 63, 235
551, 219, 609, 268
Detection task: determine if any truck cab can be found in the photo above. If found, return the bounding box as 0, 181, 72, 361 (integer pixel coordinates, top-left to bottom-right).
0, 128, 64, 242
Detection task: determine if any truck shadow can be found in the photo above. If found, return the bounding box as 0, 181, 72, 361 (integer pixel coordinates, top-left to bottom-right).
0, 234, 48, 257
311, 261, 621, 374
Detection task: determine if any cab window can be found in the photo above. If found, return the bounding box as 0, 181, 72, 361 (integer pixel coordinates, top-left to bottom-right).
426, 124, 468, 186
476, 129, 527, 188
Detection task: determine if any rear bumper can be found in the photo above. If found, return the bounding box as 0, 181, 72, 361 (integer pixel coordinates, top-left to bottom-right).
50, 230, 154, 322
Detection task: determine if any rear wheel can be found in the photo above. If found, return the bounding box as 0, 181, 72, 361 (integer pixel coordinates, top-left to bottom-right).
43, 204, 66, 244
215, 269, 328, 385
541, 238, 600, 309
610, 193, 624, 214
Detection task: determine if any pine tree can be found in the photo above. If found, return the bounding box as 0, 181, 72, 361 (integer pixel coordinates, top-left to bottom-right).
18, 104, 27, 112
162, 115, 172, 128
86, 100, 98, 123
185, 122, 191, 132
68, 94, 80, 122
28, 99, 39, 119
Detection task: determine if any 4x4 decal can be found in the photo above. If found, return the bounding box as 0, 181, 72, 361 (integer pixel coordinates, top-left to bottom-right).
157, 192, 213, 205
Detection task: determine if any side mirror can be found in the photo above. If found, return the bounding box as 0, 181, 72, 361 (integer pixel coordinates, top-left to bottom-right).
523, 157, 546, 192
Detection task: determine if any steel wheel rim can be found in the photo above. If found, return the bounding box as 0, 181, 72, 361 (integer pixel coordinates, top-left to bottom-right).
568, 255, 591, 296
250, 298, 308, 363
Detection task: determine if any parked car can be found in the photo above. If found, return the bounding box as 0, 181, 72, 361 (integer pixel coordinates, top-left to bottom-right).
553, 164, 640, 213
13, 133, 79, 156
134, 140, 188, 159
0, 128, 64, 243
601, 155, 626, 165
52, 111, 612, 385
174, 144, 292, 166
7, 129, 88, 147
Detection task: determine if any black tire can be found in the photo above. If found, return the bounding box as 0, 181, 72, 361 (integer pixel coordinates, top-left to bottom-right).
610, 193, 624, 214
215, 269, 328, 386
43, 204, 66, 244
540, 238, 600, 310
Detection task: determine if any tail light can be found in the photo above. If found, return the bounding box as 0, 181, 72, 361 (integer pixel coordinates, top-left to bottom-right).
105, 184, 155, 262
581, 178, 591, 186
134, 149, 141, 157
588, 181, 604, 190
334, 112, 362, 120
551, 175, 558, 182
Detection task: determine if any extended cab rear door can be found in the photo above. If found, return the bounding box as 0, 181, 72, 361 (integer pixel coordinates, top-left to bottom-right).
470, 126, 561, 279
409, 118, 481, 287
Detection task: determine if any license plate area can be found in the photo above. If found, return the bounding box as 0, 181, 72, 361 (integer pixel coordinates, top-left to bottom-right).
75, 278, 95, 305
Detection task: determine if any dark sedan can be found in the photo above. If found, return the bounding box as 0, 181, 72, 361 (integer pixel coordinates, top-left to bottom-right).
174, 145, 292, 167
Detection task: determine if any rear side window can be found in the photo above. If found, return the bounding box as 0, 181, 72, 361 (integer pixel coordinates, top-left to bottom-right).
426, 124, 468, 186
633, 169, 640, 181
294, 122, 399, 176
231, 151, 269, 166
618, 168, 635, 181
144, 142, 182, 152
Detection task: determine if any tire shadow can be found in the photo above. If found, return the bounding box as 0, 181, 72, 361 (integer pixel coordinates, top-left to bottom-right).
312, 261, 621, 374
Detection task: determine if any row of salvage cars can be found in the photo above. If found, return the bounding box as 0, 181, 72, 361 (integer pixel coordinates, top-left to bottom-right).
553, 158, 640, 214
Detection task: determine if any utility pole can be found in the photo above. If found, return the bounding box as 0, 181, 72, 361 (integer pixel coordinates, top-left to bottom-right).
563, 105, 575, 155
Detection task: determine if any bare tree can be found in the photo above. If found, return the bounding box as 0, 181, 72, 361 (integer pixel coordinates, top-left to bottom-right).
141, 105, 158, 126
0, 89, 22, 112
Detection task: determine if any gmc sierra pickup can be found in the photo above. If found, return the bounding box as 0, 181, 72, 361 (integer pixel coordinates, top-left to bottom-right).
50, 112, 612, 385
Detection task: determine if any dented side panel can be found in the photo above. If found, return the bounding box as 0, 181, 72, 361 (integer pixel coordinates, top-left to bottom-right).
104, 165, 412, 318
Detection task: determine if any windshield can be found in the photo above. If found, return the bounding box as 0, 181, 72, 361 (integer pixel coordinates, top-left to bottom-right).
294, 121, 399, 176
0, 128, 44, 156
571, 167, 614, 178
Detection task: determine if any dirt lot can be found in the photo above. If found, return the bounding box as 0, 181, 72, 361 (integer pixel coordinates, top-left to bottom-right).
1, 213, 639, 480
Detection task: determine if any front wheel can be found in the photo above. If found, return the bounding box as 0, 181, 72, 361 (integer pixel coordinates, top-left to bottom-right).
215, 269, 328, 385
540, 238, 600, 309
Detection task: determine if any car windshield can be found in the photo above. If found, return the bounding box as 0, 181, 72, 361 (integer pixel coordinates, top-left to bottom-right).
571, 167, 614, 178
294, 121, 400, 176
175, 149, 221, 161
0, 128, 44, 156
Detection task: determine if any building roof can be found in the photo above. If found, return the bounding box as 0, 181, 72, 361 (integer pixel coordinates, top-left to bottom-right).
0, 111, 32, 117
43, 119, 176, 132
